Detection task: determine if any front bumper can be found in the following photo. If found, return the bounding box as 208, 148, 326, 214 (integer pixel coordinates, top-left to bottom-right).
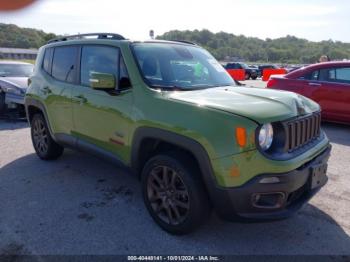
210, 145, 331, 221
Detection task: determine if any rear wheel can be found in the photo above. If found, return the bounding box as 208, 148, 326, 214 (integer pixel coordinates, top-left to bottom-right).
251, 76, 257, 80
141, 152, 210, 235
31, 113, 64, 160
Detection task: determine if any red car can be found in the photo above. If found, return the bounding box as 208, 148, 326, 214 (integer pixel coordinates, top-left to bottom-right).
267, 61, 350, 124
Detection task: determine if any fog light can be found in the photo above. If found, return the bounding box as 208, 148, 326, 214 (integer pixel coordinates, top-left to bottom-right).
259, 177, 280, 184
252, 192, 285, 209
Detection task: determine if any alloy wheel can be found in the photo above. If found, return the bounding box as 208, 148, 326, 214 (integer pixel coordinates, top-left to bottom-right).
147, 165, 190, 225
32, 117, 48, 154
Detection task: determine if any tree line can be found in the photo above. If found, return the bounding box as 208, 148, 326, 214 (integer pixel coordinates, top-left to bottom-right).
1, 23, 350, 63
157, 29, 350, 63
0, 23, 57, 49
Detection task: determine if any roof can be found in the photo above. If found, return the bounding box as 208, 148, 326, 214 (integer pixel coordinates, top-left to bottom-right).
287, 61, 350, 78
0, 47, 38, 54
45, 33, 197, 47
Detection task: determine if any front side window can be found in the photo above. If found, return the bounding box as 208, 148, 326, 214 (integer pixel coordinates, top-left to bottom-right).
80, 45, 119, 88
301, 70, 319, 80
319, 67, 350, 84
52, 46, 78, 83
0, 63, 33, 77
132, 43, 235, 90
333, 67, 350, 82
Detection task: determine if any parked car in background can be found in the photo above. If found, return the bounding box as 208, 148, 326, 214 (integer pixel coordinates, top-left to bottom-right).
248, 64, 259, 70
267, 61, 350, 124
0, 61, 33, 115
224, 62, 258, 80
285, 65, 303, 73
258, 64, 280, 76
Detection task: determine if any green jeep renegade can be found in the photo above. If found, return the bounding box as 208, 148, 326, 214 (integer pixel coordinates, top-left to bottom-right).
25, 33, 331, 234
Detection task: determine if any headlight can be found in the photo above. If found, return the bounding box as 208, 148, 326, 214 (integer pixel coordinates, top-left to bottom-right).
258, 123, 273, 150
3, 86, 22, 95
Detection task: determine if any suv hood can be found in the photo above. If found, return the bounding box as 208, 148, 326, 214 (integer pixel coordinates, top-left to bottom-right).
169, 86, 320, 123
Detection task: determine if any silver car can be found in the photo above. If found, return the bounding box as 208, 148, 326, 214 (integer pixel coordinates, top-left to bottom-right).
0, 61, 34, 114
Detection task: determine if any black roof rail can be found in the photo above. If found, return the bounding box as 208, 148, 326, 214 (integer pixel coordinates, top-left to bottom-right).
47, 33, 126, 44
170, 39, 197, 45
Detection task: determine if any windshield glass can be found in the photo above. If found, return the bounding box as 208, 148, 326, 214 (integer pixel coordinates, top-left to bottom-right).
240, 63, 249, 69
132, 43, 235, 90
0, 64, 33, 77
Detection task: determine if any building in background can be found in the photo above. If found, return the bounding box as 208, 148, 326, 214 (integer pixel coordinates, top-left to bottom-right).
0, 47, 38, 60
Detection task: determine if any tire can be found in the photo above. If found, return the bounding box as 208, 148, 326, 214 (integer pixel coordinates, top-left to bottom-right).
251, 76, 257, 80
0, 91, 6, 115
141, 151, 211, 235
31, 113, 64, 160
245, 73, 250, 80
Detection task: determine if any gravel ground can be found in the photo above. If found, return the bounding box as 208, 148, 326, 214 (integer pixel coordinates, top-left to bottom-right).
0, 118, 349, 256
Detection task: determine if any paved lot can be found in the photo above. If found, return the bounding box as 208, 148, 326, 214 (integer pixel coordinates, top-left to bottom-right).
0, 118, 349, 255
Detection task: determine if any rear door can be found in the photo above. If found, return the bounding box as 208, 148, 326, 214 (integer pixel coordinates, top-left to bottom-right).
44, 45, 78, 134
72, 45, 133, 162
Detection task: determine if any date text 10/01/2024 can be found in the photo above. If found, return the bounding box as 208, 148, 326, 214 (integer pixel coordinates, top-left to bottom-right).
127, 256, 220, 261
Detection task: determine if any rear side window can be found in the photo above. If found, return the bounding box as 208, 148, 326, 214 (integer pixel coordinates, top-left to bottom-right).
52, 46, 78, 83
301, 70, 319, 80
80, 45, 119, 88
42, 48, 53, 74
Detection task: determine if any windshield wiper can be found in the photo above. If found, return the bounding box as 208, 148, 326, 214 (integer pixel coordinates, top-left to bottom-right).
150, 84, 184, 91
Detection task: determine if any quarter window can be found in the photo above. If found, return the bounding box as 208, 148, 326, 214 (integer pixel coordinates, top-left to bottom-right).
80, 46, 119, 88
42, 48, 53, 74
51, 46, 78, 83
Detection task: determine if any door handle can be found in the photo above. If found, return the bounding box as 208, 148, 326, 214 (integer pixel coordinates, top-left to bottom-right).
41, 86, 52, 94
73, 95, 87, 104
308, 82, 321, 87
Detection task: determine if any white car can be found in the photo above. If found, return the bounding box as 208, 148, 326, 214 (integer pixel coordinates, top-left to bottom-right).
0, 61, 34, 114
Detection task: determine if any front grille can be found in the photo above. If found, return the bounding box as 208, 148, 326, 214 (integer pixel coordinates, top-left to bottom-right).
283, 112, 321, 152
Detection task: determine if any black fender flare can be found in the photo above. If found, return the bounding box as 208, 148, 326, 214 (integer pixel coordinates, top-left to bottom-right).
131, 126, 233, 213
131, 127, 220, 188
24, 97, 55, 138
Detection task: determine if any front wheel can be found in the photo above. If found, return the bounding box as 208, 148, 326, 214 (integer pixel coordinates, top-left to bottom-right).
141, 152, 210, 235
31, 113, 64, 160
245, 73, 250, 80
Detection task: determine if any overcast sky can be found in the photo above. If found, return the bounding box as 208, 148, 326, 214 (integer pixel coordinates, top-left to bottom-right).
0, 0, 349, 42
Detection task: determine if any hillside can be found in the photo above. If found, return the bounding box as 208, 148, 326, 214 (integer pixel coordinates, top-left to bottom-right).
157, 29, 350, 63
0, 23, 57, 49
1, 23, 350, 63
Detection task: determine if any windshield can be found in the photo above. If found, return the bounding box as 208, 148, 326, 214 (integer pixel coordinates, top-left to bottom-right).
132, 43, 235, 90
240, 63, 249, 69
0, 64, 33, 77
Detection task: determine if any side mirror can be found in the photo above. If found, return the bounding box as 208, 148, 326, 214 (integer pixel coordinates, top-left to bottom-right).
89, 72, 116, 90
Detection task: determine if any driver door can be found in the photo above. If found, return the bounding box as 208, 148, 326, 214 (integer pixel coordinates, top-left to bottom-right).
72, 45, 133, 162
